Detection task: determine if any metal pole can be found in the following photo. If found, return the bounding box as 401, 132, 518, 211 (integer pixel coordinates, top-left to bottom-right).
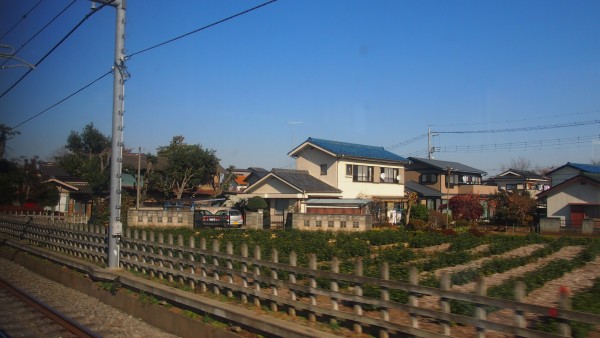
136, 146, 141, 210
107, 0, 126, 269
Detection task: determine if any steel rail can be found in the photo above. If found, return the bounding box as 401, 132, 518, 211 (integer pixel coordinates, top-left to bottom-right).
0, 277, 101, 338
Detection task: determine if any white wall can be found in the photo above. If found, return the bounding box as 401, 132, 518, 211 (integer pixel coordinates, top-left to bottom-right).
546, 183, 600, 220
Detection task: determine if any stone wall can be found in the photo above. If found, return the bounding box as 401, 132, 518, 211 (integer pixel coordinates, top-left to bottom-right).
128, 208, 193, 228
289, 213, 372, 232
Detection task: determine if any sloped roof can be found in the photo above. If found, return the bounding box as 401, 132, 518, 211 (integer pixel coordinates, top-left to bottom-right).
289, 137, 408, 164
407, 157, 487, 175
494, 168, 547, 180
271, 169, 342, 193
537, 172, 600, 198
547, 162, 600, 175
121, 153, 148, 170
405, 180, 443, 197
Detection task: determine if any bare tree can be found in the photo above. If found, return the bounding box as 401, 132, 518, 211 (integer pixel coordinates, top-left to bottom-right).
501, 157, 531, 171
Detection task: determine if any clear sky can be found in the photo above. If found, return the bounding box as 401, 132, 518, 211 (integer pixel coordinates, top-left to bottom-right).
1, 0, 599, 177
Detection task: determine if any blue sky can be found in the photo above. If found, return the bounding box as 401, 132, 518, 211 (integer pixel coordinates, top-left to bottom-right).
1, 0, 599, 177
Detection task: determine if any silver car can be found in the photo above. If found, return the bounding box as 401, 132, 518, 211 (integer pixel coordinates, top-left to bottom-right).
216, 209, 244, 227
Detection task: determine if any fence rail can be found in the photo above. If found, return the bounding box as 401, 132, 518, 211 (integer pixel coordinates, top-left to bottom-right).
1, 216, 599, 337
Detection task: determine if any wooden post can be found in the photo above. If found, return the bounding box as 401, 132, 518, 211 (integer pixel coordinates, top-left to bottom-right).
380, 262, 390, 338
269, 248, 279, 312
514, 281, 526, 336
331, 257, 340, 327
200, 237, 207, 293
188, 237, 195, 290
475, 276, 487, 338
440, 272, 451, 336
226, 241, 234, 298
254, 245, 262, 308
558, 286, 572, 337
409, 267, 419, 329
213, 239, 220, 295
241, 243, 248, 304
289, 251, 297, 317
354, 257, 364, 334
308, 254, 317, 322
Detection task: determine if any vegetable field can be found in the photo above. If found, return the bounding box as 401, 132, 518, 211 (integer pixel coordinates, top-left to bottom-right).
151, 227, 600, 337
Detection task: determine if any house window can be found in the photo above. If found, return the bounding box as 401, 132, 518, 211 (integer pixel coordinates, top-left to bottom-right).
328, 221, 334, 228
506, 184, 517, 190
320, 164, 327, 175
353, 165, 374, 182
304, 220, 310, 227
346, 164, 352, 176
148, 216, 153, 222
340, 221, 347, 228
381, 167, 399, 183
353, 221, 359, 228
316, 220, 322, 227
447, 174, 458, 186
420, 173, 437, 184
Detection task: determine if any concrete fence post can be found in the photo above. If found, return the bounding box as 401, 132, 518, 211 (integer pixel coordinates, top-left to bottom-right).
241, 243, 249, 304
289, 251, 297, 317
440, 272, 451, 336
380, 261, 390, 338
254, 245, 262, 308
213, 239, 220, 295
475, 276, 487, 338
271, 248, 279, 312
354, 257, 364, 334
189, 236, 196, 290
409, 267, 419, 329
559, 286, 572, 337
308, 253, 318, 323
226, 241, 234, 298
331, 257, 340, 327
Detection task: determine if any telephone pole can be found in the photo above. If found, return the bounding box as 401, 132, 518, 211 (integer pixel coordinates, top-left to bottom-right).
94, 0, 127, 269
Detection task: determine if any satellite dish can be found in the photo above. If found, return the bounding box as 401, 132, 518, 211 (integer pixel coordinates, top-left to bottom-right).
380, 173, 386, 180
396, 175, 402, 181
462, 175, 468, 182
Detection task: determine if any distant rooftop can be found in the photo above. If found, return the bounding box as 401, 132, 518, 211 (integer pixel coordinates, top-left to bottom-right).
289, 137, 408, 163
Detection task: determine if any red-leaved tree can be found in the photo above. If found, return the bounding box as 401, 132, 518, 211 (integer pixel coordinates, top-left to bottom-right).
448, 194, 484, 223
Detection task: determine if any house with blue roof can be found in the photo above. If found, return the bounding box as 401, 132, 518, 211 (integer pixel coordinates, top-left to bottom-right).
241, 138, 409, 229
538, 162, 600, 227
288, 137, 409, 202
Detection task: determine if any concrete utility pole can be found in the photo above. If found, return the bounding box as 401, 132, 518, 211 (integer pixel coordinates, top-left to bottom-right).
94, 0, 127, 269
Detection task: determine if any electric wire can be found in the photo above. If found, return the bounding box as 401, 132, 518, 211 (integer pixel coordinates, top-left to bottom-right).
10, 69, 112, 131
1, 0, 78, 69
0, 0, 114, 100
434, 119, 599, 134
386, 133, 427, 150
404, 134, 600, 157
429, 108, 600, 128
0, 0, 45, 40
7, 0, 278, 131
126, 0, 278, 60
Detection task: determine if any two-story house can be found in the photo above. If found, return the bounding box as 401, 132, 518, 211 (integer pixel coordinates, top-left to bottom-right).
242, 138, 409, 222
537, 162, 600, 227
405, 157, 498, 216
488, 169, 549, 197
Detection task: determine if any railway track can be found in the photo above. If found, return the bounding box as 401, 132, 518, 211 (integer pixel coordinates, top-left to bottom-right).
0, 277, 101, 338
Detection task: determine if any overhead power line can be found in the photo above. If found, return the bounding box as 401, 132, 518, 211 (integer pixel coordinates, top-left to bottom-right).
0, 0, 46, 40
10, 69, 112, 131
435, 119, 600, 134
126, 0, 278, 60
1, 0, 78, 69
386, 133, 427, 150
0, 0, 114, 100
430, 108, 600, 128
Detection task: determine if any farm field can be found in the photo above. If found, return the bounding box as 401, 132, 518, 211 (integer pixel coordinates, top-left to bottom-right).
134, 227, 600, 337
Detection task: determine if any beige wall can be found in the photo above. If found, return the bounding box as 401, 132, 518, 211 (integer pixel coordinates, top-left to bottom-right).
336, 160, 405, 199
550, 167, 581, 186
546, 183, 600, 220
296, 147, 339, 187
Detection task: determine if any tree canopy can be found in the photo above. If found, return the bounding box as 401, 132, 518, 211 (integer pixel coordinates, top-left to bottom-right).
151, 136, 219, 199
448, 194, 484, 222
56, 123, 111, 196
489, 190, 537, 226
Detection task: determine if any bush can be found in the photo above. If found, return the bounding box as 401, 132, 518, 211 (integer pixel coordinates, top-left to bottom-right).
408, 219, 428, 231
246, 196, 267, 211
410, 204, 429, 221
427, 210, 448, 229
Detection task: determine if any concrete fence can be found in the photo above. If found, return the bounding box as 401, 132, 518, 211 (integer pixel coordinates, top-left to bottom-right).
1, 216, 599, 338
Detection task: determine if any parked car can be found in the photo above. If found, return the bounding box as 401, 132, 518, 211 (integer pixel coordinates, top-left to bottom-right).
193, 209, 230, 228
215, 209, 244, 227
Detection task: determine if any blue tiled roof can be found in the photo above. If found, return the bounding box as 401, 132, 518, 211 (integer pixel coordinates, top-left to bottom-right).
302, 137, 408, 163
568, 162, 600, 174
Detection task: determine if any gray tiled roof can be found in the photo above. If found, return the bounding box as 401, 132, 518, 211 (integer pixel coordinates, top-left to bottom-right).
408, 157, 487, 175
495, 169, 547, 180
271, 169, 341, 193
405, 180, 443, 197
